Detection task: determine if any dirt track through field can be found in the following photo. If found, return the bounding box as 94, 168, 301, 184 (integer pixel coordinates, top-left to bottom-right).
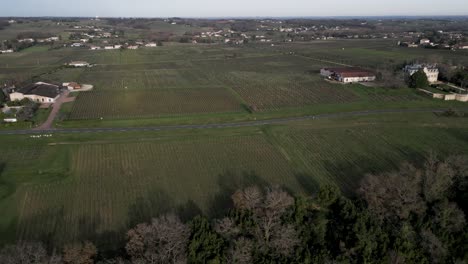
33, 91, 75, 130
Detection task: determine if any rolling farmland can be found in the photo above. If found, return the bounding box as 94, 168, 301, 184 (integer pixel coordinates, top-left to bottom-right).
1, 113, 468, 247
68, 89, 244, 119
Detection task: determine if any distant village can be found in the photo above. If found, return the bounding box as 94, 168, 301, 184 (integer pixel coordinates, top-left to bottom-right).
1, 18, 468, 53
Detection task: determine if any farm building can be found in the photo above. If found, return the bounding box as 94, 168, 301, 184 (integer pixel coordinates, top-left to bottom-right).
63, 82, 82, 90
145, 43, 157, 47
403, 64, 439, 83
9, 82, 62, 103
68, 61, 90, 67
320, 67, 376, 83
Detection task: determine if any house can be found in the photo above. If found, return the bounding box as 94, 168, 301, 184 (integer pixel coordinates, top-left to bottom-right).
403, 64, 439, 83
104, 46, 115, 50
71, 43, 83, 47
0, 49, 14, 54
9, 82, 62, 103
145, 43, 157, 47
420, 39, 431, 44
127, 45, 139, 50
68, 61, 90, 67
89, 46, 101, 50
18, 38, 34, 43
320, 67, 376, 83
63, 82, 82, 90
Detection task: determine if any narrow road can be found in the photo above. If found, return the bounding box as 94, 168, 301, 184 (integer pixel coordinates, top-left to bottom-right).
33, 91, 75, 130
0, 107, 461, 136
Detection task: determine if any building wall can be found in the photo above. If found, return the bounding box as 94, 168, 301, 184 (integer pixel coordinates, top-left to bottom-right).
9, 92, 57, 103
25, 95, 58, 103
9, 92, 25, 101
339, 76, 376, 83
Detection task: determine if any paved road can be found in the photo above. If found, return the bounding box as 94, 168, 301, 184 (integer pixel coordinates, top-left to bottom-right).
0, 107, 461, 136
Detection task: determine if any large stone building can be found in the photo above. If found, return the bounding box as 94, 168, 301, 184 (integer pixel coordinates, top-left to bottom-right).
403, 64, 439, 83
9, 82, 62, 103
320, 67, 376, 83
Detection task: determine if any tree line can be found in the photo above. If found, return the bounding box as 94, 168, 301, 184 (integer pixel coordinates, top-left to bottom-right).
1, 154, 467, 263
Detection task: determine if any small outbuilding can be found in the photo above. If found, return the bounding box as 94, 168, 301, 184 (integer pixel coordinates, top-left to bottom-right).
320, 67, 376, 83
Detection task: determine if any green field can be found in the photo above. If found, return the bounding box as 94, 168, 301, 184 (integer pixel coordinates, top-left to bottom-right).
1, 112, 468, 248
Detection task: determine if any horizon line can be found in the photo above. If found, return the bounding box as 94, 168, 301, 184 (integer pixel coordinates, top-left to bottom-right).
2, 15, 468, 19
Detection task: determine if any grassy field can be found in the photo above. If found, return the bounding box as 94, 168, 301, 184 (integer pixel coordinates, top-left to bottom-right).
1, 112, 468, 248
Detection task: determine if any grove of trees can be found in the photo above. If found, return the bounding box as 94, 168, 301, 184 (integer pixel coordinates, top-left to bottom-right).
1, 154, 467, 263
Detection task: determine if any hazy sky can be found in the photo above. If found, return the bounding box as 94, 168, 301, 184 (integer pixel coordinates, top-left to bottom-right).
2, 0, 468, 17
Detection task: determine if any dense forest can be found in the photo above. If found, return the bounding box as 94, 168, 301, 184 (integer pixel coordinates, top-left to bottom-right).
1, 154, 467, 263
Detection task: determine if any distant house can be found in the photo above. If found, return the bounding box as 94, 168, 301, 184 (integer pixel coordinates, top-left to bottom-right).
0, 49, 14, 54
127, 45, 139, 50
63, 82, 82, 90
68, 61, 90, 67
89, 46, 101, 50
18, 38, 34, 43
403, 64, 439, 83
420, 39, 431, 45
71, 43, 83, 47
104, 45, 122, 50
145, 43, 157, 47
320, 67, 376, 83
9, 82, 62, 103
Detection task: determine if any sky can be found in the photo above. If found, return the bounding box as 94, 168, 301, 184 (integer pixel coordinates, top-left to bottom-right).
1, 0, 468, 17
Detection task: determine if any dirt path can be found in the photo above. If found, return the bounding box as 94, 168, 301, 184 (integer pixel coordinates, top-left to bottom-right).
34, 91, 75, 130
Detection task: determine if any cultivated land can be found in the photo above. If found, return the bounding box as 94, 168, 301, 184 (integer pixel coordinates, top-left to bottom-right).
1, 19, 468, 250
1, 112, 468, 249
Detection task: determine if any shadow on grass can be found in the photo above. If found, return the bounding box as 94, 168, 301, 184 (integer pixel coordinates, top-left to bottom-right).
294, 172, 320, 196
207, 170, 269, 218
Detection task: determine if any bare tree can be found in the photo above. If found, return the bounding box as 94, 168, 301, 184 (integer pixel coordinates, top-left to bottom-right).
433, 200, 466, 233
232, 186, 298, 257
214, 217, 240, 239
422, 154, 455, 203
126, 214, 190, 264
231, 186, 262, 211
0, 242, 47, 264
228, 237, 253, 264
63, 241, 97, 264
359, 163, 426, 220
420, 229, 447, 264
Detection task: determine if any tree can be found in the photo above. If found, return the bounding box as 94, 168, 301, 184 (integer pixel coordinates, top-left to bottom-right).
0, 242, 48, 264
359, 163, 426, 221
432, 200, 466, 234
422, 154, 455, 203
227, 237, 253, 264
188, 216, 225, 263
420, 229, 447, 264
231, 186, 299, 258
408, 69, 429, 88
126, 214, 190, 264
63, 241, 97, 264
